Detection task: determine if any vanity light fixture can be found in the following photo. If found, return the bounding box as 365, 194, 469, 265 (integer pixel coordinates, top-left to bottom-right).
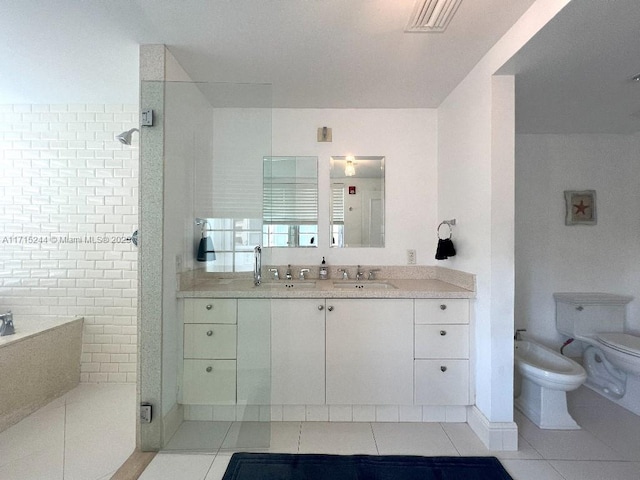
405, 0, 463, 33
345, 158, 356, 177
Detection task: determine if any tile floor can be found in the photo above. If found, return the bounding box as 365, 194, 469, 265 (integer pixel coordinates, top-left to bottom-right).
2, 384, 639, 480
144, 387, 640, 480
0, 383, 136, 480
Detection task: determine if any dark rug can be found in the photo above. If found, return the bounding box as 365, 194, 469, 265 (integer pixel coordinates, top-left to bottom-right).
222, 453, 513, 480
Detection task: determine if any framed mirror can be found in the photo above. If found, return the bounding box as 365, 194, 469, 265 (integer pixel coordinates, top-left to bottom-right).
330, 156, 385, 248
263, 156, 318, 247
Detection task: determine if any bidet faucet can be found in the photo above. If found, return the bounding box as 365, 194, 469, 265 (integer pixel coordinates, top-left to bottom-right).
0, 311, 15, 336
514, 329, 527, 341
285, 264, 292, 280
356, 265, 364, 281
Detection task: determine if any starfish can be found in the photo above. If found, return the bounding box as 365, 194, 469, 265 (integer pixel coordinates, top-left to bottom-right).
573, 200, 589, 216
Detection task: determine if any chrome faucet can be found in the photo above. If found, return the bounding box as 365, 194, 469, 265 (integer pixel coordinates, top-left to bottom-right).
337, 268, 348, 280
268, 268, 279, 280
0, 311, 15, 336
299, 268, 310, 280
253, 246, 261, 286
285, 264, 292, 280
356, 265, 364, 281
368, 269, 380, 280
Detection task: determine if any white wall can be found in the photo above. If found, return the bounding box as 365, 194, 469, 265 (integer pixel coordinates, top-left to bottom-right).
515, 133, 640, 349
437, 0, 571, 426
0, 104, 139, 382
268, 109, 438, 267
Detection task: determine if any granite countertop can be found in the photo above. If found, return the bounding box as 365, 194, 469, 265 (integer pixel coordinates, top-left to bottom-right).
177, 266, 475, 299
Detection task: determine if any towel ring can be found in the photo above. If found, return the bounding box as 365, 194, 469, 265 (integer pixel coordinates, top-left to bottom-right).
437, 221, 453, 240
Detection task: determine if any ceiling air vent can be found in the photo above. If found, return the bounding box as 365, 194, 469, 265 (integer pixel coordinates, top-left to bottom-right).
405, 0, 463, 33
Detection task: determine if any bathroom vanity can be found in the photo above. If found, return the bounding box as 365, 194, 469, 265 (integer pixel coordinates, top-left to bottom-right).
177, 267, 474, 422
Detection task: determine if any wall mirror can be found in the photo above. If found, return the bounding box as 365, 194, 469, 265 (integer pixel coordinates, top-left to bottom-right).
330, 156, 385, 248
263, 156, 318, 247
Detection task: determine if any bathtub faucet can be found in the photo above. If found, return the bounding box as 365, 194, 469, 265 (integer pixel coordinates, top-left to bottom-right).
0, 311, 15, 336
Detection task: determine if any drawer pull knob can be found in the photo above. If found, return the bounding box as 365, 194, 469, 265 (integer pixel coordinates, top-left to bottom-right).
576, 306, 584, 311
206, 366, 213, 373
440, 304, 447, 310
327, 306, 334, 312
206, 330, 213, 336
440, 366, 447, 372
440, 330, 447, 336
206, 304, 213, 310
318, 305, 324, 311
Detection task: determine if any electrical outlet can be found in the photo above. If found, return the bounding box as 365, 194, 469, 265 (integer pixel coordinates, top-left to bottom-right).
407, 249, 416, 264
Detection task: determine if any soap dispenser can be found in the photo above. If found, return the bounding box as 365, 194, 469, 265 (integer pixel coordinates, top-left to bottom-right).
319, 257, 328, 280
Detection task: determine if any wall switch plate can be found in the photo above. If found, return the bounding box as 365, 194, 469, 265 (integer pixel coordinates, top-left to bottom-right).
140, 403, 152, 423
407, 249, 416, 264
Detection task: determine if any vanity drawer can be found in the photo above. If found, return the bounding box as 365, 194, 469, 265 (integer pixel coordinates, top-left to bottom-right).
415, 299, 469, 325
182, 359, 236, 405
414, 324, 469, 359
414, 359, 469, 405
184, 324, 237, 359
184, 299, 237, 324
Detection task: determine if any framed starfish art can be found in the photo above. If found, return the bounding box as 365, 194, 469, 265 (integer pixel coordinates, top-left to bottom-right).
564, 190, 597, 225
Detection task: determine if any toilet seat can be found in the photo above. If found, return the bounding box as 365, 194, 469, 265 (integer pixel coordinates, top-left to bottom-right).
596, 333, 640, 358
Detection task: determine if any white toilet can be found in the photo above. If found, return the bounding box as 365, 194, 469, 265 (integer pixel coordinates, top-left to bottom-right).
555, 292, 640, 401
514, 339, 587, 429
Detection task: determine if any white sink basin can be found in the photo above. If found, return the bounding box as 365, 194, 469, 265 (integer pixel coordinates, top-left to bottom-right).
332, 281, 396, 290
262, 281, 317, 289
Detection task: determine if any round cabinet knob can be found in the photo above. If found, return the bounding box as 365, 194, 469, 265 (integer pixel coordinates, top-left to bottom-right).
318, 305, 324, 311
576, 306, 584, 311
206, 330, 213, 336
327, 306, 334, 312
440, 366, 447, 372
206, 366, 213, 373
440, 304, 447, 310
440, 330, 447, 336
206, 304, 213, 310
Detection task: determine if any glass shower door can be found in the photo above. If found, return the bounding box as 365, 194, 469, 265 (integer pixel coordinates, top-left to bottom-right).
159, 80, 273, 452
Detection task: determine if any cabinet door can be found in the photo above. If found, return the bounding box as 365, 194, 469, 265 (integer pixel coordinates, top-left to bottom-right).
415, 359, 469, 405
271, 299, 326, 405
326, 299, 413, 405
182, 359, 236, 405
415, 299, 469, 325
184, 324, 236, 359
237, 299, 271, 405
414, 324, 469, 359
184, 298, 237, 324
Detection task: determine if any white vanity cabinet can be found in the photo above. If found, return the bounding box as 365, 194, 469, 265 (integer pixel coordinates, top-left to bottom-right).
326, 299, 414, 405
182, 299, 237, 405
414, 299, 470, 405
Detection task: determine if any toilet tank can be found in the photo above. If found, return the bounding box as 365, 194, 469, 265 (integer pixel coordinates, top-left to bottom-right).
554, 293, 633, 337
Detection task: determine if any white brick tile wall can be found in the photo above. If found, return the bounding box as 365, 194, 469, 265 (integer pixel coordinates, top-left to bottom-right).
0, 104, 139, 383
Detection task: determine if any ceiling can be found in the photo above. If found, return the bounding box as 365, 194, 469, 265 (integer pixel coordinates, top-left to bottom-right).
0, 0, 535, 107
500, 0, 640, 134
1, 1, 638, 134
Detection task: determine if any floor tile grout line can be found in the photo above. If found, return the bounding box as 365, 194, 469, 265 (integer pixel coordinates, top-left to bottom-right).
369, 422, 380, 455
439, 422, 462, 456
